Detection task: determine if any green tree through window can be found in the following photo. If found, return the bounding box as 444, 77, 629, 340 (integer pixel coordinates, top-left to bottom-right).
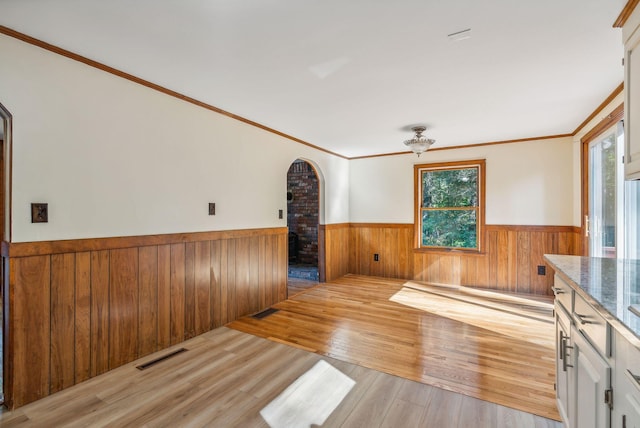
415, 160, 485, 251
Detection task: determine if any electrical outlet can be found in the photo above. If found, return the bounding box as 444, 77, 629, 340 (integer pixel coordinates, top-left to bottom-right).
279, 209, 283, 219
208, 203, 216, 215
537, 265, 546, 275
31, 203, 48, 223
374, 253, 379, 262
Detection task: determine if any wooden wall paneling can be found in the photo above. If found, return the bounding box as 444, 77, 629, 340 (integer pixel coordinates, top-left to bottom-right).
90, 250, 110, 377
274, 232, 283, 304
371, 227, 382, 277
210, 240, 222, 328
11, 255, 51, 407
340, 226, 350, 279
74, 251, 91, 384
516, 231, 531, 294
487, 229, 498, 288
219, 239, 229, 325
50, 253, 76, 393
194, 241, 211, 336
529, 232, 547, 295
438, 255, 454, 285
184, 242, 196, 340
347, 225, 357, 277
277, 231, 287, 302
235, 237, 250, 318
383, 228, 393, 277
3, 256, 11, 408
495, 230, 510, 291
5, 227, 289, 409
545, 232, 559, 291
157, 244, 171, 349
397, 228, 408, 279
262, 236, 273, 307
169, 244, 185, 345
109, 247, 139, 370
138, 246, 158, 358
317, 225, 326, 283
461, 255, 477, 287
249, 236, 260, 314
427, 253, 440, 283
350, 226, 359, 276
507, 230, 518, 291
227, 239, 237, 322
328, 226, 343, 281
404, 227, 414, 279
258, 235, 267, 304
7, 227, 288, 258
412, 251, 424, 282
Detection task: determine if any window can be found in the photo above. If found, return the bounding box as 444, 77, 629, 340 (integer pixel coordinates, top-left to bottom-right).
414, 160, 485, 251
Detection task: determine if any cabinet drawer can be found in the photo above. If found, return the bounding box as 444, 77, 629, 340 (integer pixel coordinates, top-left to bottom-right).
552, 275, 573, 313
574, 292, 610, 357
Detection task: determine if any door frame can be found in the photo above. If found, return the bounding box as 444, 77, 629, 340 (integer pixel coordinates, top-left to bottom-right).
580, 104, 624, 256
0, 101, 13, 407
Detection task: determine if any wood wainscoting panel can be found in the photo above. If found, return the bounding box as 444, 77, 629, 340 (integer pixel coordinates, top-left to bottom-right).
4, 227, 287, 409
344, 223, 580, 296
321, 223, 350, 282
349, 223, 414, 280
9, 255, 51, 407
109, 247, 140, 370
50, 253, 76, 393
415, 225, 580, 296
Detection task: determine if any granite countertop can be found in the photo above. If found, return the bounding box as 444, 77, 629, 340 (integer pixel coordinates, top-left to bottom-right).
544, 254, 640, 345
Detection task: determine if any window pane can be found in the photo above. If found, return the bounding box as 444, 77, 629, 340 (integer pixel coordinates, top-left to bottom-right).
422, 209, 477, 248
422, 168, 478, 208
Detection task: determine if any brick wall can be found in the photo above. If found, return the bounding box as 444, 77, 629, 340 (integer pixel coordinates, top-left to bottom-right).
287, 160, 319, 265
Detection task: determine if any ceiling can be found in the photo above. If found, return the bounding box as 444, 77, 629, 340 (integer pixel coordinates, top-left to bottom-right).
0, 0, 626, 158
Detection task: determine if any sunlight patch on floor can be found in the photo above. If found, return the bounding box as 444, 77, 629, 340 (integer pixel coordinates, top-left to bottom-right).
390, 287, 555, 348
260, 360, 355, 428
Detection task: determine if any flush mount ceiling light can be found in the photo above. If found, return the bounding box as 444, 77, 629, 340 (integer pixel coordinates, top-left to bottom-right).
404, 126, 435, 157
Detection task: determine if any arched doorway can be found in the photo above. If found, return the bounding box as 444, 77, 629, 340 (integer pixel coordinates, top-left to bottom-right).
286, 159, 320, 296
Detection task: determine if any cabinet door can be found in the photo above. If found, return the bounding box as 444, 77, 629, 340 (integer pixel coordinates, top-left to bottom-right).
556, 307, 572, 426
617, 380, 640, 428
573, 328, 611, 428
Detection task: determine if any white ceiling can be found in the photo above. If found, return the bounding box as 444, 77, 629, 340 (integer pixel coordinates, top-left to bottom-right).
0, 0, 626, 157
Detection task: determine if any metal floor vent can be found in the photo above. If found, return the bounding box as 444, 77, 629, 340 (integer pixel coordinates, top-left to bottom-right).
252, 307, 280, 319
136, 348, 187, 370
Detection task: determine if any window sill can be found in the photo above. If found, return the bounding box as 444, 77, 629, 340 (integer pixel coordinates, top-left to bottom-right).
412, 248, 486, 256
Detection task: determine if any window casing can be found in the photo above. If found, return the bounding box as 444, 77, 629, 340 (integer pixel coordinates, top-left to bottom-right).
414, 160, 485, 252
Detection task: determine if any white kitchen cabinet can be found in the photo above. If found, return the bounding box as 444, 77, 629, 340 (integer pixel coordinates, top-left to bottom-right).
556, 302, 574, 426
624, 4, 640, 180
572, 326, 612, 428
553, 275, 612, 428
614, 330, 640, 428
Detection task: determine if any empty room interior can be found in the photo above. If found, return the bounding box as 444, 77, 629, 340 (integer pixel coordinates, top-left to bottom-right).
2, 1, 640, 427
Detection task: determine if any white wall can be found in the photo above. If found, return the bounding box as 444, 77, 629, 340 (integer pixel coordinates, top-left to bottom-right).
350, 137, 575, 226
0, 35, 349, 242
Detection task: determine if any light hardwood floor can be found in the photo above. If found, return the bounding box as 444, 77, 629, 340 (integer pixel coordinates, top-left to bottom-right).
230, 274, 560, 421
0, 327, 559, 427
0, 274, 561, 427
287, 277, 319, 298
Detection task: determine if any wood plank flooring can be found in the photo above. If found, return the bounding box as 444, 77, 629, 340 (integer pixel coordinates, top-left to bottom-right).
0, 327, 560, 427
229, 274, 560, 421
287, 277, 319, 298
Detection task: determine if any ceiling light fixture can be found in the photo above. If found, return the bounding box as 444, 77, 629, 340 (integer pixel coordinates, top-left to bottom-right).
404, 126, 435, 157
